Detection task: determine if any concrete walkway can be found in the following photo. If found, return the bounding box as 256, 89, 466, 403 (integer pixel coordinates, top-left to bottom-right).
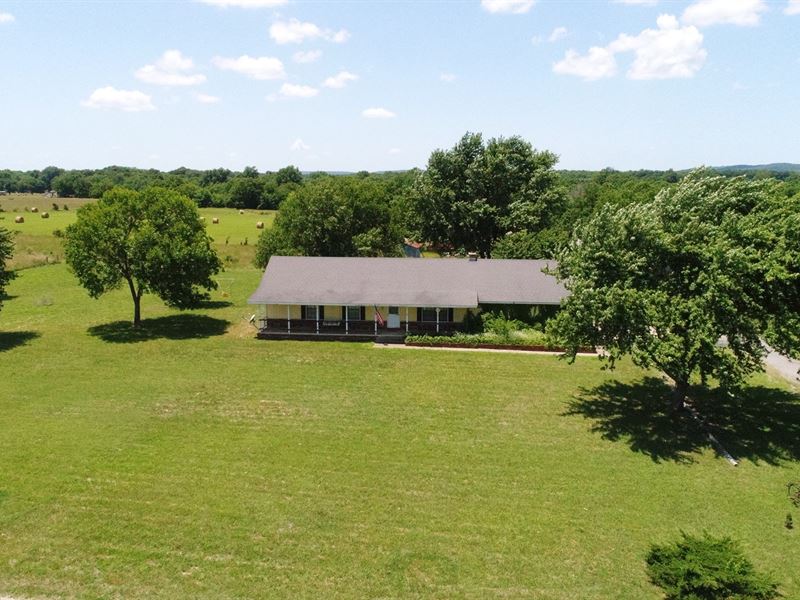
373, 343, 597, 357
764, 349, 800, 386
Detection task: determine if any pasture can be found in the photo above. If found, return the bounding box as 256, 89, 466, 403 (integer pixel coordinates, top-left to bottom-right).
0, 194, 275, 269
1, 261, 799, 598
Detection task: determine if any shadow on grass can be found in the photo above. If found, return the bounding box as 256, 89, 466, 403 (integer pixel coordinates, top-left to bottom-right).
566, 376, 800, 465
88, 314, 229, 344
195, 299, 233, 310
0, 331, 40, 352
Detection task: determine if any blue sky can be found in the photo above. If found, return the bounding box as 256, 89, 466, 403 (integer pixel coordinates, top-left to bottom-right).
0, 0, 798, 172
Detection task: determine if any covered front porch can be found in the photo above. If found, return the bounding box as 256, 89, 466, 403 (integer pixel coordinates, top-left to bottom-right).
255, 304, 465, 341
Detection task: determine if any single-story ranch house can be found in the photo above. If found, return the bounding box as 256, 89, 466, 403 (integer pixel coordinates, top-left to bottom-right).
248, 255, 568, 341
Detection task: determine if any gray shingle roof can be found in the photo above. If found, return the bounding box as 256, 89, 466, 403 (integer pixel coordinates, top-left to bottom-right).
248, 256, 567, 307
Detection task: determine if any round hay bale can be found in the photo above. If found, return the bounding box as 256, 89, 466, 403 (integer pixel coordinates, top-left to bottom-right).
212, 217, 219, 224
30, 206, 38, 213
256, 221, 264, 229
200, 216, 206, 221
41, 212, 50, 219
14, 216, 24, 224
239, 210, 245, 215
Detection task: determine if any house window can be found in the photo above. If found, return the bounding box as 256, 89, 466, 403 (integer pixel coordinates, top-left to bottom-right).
302, 305, 320, 320
417, 308, 453, 322
343, 306, 363, 321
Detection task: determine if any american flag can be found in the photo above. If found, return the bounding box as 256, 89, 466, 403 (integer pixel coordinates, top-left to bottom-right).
373, 306, 385, 326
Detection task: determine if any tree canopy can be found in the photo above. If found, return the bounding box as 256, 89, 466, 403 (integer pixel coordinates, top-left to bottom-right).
409, 132, 566, 257
0, 227, 15, 314
255, 176, 403, 267
64, 187, 222, 327
549, 169, 800, 408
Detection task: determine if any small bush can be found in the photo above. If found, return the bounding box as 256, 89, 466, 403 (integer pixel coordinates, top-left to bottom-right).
646, 532, 780, 600
52, 203, 60, 211
52, 229, 63, 238
63, 204, 69, 210
481, 311, 525, 340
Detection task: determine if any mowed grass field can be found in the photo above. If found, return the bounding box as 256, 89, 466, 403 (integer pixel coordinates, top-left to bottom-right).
0, 194, 275, 269
1, 261, 799, 598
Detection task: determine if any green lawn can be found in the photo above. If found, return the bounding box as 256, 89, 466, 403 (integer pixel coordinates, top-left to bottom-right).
1, 263, 798, 598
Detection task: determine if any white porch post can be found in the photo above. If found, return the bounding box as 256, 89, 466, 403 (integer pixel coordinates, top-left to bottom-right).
287, 305, 291, 333
316, 305, 320, 334
436, 307, 440, 333
345, 308, 349, 334
405, 307, 409, 334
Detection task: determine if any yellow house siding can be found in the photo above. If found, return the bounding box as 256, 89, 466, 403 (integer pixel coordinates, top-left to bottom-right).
265, 304, 302, 319
263, 304, 474, 323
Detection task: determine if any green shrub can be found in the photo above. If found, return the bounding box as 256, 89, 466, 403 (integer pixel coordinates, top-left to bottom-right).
481, 311, 525, 340
646, 532, 780, 600
405, 330, 556, 349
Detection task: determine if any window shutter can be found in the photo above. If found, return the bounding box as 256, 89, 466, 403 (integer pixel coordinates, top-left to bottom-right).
416, 308, 422, 322
341, 306, 346, 320
360, 306, 366, 321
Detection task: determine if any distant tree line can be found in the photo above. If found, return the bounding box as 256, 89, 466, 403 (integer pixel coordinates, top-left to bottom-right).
0, 164, 308, 209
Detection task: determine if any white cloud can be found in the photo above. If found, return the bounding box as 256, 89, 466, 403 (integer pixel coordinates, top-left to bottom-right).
293, 50, 322, 63
388, 148, 402, 155
82, 87, 156, 112
135, 50, 206, 86
279, 83, 319, 98
198, 0, 287, 7
554, 14, 706, 81
553, 47, 617, 81
548, 26, 568, 42
480, 0, 535, 14
291, 138, 311, 151
322, 71, 358, 89
613, 14, 706, 79
212, 55, 285, 80
362, 107, 396, 119
531, 35, 543, 45
196, 93, 221, 104
440, 73, 457, 82
786, 0, 800, 15
682, 0, 766, 27
613, 0, 658, 5
269, 19, 350, 44
0, 12, 14, 23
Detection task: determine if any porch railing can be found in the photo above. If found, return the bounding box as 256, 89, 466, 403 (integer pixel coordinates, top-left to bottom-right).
258, 318, 461, 335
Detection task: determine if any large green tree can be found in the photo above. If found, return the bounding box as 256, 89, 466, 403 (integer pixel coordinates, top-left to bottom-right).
65, 187, 222, 327
409, 132, 566, 257
0, 227, 15, 313
255, 176, 402, 267
549, 169, 800, 408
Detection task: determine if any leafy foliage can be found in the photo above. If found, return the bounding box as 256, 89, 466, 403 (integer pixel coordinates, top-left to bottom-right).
549, 169, 800, 407
0, 226, 15, 312
646, 532, 780, 600
409, 132, 566, 257
64, 187, 222, 325
255, 176, 402, 267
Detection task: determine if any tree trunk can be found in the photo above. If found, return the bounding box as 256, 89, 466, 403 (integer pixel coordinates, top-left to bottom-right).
672, 379, 688, 411
133, 295, 141, 328
126, 276, 142, 328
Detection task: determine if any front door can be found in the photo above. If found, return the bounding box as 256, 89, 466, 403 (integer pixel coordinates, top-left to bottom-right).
387, 306, 401, 329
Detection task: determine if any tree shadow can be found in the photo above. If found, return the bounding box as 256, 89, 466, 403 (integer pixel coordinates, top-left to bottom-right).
566, 376, 800, 465
87, 314, 229, 344
194, 299, 233, 310
0, 331, 40, 352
